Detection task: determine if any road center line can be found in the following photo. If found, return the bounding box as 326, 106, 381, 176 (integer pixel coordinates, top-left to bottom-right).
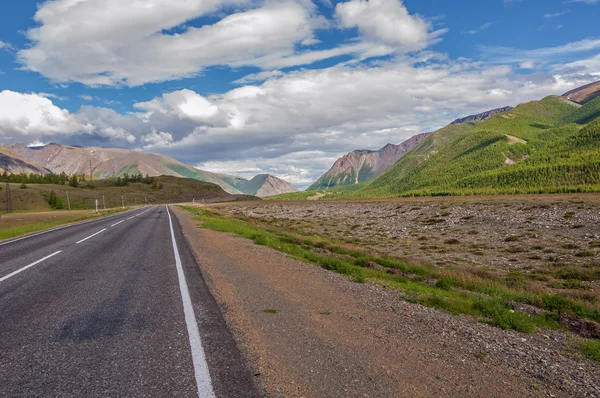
0, 251, 62, 283
76, 228, 107, 244
127, 216, 135, 220
111, 220, 124, 227
166, 205, 215, 398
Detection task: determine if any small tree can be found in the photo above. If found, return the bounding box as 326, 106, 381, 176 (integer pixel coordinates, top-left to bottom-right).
69, 175, 79, 188
20, 183, 27, 189
48, 190, 57, 208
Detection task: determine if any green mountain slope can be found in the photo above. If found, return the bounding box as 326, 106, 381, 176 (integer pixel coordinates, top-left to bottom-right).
357, 95, 600, 197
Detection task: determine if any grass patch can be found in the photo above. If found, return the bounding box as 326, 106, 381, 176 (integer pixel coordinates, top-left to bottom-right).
580, 340, 600, 362
263, 309, 279, 314
0, 208, 127, 240
181, 206, 600, 335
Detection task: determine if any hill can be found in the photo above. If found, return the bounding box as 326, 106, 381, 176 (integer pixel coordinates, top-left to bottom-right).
0, 175, 253, 213
0, 146, 49, 175
308, 133, 431, 190
358, 94, 600, 197
563, 80, 600, 105
3, 142, 301, 197
4, 142, 245, 195
240, 174, 300, 197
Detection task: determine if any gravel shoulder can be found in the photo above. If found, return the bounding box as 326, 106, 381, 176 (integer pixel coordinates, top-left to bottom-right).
173, 206, 599, 397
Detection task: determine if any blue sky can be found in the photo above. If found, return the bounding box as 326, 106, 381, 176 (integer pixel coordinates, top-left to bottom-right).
0, 0, 599, 187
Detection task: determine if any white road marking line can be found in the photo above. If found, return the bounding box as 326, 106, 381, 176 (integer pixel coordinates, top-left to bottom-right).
76, 228, 107, 244
166, 205, 215, 398
0, 251, 62, 283
111, 220, 124, 227
127, 216, 135, 220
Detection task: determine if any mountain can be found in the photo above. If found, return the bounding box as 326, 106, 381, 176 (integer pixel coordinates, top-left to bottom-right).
358, 90, 600, 197
4, 142, 244, 194
2, 142, 301, 197
240, 174, 300, 197
562, 80, 600, 105
308, 132, 432, 190
0, 145, 49, 175
451, 106, 513, 124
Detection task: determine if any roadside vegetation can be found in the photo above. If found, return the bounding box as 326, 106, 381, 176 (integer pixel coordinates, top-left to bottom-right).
0, 208, 127, 240
0, 175, 227, 213
182, 205, 600, 361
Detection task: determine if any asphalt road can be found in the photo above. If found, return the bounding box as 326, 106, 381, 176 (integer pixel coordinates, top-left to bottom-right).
0, 206, 256, 397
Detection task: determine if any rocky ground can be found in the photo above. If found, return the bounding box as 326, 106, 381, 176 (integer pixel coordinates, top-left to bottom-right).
174, 203, 600, 397
223, 194, 600, 304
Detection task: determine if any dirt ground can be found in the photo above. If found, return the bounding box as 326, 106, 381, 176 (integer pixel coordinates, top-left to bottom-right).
220, 194, 600, 303
173, 204, 600, 397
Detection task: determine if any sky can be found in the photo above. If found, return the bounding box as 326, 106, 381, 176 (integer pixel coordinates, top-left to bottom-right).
0, 0, 599, 188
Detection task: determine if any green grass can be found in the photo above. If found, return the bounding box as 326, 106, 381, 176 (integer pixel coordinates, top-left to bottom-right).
0, 175, 225, 213
263, 309, 279, 314
181, 206, 600, 336
581, 339, 600, 362
0, 208, 126, 240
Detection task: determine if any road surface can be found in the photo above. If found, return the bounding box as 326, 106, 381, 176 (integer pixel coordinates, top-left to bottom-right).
0, 206, 256, 397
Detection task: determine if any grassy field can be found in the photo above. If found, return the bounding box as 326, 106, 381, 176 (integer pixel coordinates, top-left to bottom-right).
181, 203, 600, 361
0, 208, 129, 240
0, 175, 233, 214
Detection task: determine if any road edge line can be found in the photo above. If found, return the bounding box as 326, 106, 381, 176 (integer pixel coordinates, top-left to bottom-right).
166, 205, 215, 398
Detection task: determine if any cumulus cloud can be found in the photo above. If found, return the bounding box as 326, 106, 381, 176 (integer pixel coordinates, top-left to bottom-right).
18, 0, 329, 86
335, 0, 442, 49
0, 91, 92, 140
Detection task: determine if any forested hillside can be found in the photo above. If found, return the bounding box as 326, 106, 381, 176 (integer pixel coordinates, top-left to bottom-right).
357, 96, 600, 197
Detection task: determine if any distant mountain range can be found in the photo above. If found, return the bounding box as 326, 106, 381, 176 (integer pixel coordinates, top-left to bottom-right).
0, 142, 298, 197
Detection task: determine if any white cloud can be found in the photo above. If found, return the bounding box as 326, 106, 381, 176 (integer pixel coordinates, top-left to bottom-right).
38, 92, 67, 101
519, 60, 536, 69
0, 41, 13, 51
0, 91, 92, 140
142, 130, 174, 147
544, 10, 570, 18
461, 22, 494, 35
198, 150, 339, 186
18, 0, 328, 87
80, 95, 94, 101
335, 0, 435, 49
479, 38, 600, 64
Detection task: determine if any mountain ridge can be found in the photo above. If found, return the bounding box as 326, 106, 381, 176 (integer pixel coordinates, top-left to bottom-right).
241, 174, 300, 197
308, 132, 432, 190
451, 106, 513, 125
1, 142, 299, 197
